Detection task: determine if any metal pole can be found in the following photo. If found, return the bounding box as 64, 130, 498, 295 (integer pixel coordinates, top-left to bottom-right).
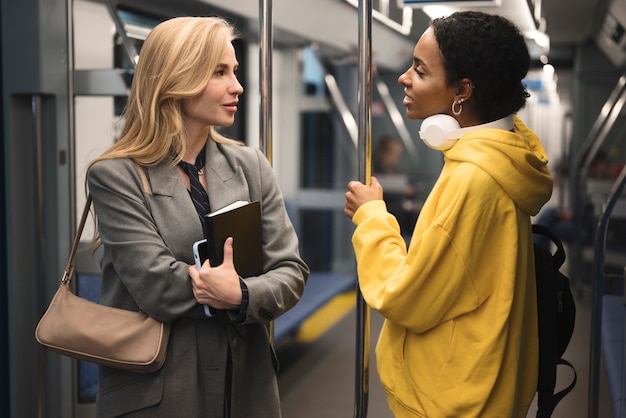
33, 95, 46, 418
325, 73, 359, 147
104, 0, 139, 67
259, 0, 273, 165
354, 1, 372, 417
259, 0, 274, 344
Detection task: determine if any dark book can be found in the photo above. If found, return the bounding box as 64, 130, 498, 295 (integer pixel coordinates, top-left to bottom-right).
203, 200, 263, 278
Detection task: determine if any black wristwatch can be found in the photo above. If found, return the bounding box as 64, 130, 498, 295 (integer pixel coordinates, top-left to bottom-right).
234, 278, 249, 323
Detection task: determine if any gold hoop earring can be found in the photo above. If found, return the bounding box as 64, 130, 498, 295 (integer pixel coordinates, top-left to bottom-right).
452, 99, 463, 116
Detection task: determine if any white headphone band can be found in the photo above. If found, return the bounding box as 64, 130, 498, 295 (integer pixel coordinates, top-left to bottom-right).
419, 114, 515, 151
449, 115, 515, 140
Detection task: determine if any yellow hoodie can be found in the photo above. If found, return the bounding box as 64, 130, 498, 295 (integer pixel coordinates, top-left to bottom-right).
351, 116, 553, 417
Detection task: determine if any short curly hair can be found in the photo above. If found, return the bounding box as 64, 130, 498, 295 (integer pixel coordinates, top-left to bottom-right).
431, 11, 530, 122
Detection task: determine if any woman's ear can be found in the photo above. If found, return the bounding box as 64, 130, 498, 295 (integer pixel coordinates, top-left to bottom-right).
456, 78, 474, 101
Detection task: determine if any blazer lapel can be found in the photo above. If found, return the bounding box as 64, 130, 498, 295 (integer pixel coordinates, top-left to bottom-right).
144, 161, 179, 197
204, 140, 251, 212
140, 140, 252, 217
144, 160, 202, 228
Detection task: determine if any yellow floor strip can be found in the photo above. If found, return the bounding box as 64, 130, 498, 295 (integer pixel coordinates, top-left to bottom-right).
295, 290, 357, 342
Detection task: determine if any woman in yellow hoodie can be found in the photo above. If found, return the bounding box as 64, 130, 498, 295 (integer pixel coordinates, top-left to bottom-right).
345, 11, 553, 418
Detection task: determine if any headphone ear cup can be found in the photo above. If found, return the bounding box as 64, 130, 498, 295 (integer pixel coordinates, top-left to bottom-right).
419, 114, 461, 150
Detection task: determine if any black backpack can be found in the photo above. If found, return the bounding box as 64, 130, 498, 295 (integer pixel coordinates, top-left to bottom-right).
532, 224, 577, 417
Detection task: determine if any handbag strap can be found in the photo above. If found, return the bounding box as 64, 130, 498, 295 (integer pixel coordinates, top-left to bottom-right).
61, 195, 92, 286
61, 162, 149, 285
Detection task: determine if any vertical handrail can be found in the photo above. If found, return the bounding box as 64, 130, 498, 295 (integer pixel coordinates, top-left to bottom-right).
258, 0, 274, 343
33, 95, 47, 418
354, 1, 372, 417
259, 0, 273, 165
588, 165, 626, 417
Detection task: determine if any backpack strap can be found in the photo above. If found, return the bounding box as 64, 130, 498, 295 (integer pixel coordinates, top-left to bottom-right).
532, 224, 566, 268
537, 359, 578, 417
533, 224, 576, 417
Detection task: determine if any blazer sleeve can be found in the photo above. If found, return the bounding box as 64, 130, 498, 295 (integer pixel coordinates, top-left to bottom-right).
237, 148, 310, 324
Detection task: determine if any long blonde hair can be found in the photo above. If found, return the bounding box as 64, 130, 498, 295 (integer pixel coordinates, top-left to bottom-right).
89, 16, 242, 169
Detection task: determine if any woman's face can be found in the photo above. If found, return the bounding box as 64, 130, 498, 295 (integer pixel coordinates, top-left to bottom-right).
182, 43, 244, 128
398, 27, 457, 121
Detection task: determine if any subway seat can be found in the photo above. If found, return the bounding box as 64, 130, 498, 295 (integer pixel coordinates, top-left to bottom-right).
601, 294, 626, 418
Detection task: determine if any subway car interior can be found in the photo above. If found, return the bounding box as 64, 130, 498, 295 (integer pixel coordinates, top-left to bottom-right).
2, 0, 626, 416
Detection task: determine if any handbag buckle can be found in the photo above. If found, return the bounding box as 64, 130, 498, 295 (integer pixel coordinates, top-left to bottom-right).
61, 270, 72, 285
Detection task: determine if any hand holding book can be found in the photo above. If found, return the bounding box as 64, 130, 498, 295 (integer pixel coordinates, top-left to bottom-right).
192, 200, 263, 317
204, 200, 263, 277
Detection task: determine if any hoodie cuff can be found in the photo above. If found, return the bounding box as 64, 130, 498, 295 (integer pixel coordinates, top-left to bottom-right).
352, 200, 388, 225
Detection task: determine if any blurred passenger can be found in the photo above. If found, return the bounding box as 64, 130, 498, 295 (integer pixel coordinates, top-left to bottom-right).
373, 135, 405, 175
372, 134, 421, 236
344, 11, 552, 417
586, 149, 626, 179
86, 16, 308, 418
535, 149, 625, 250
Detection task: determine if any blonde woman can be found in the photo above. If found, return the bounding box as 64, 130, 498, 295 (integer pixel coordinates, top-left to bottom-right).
87, 17, 308, 417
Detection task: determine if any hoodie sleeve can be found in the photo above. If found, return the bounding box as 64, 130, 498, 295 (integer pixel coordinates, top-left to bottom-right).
352, 162, 518, 334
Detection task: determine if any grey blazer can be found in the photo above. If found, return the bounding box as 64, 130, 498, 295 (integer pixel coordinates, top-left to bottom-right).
88, 139, 309, 418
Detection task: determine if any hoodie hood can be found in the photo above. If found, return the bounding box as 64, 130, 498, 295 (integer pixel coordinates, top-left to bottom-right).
443, 115, 553, 216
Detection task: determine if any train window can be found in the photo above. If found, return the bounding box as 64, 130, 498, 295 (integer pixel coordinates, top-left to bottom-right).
300, 112, 337, 189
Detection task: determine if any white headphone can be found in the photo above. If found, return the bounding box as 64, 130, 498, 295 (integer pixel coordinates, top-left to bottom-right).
419, 114, 515, 151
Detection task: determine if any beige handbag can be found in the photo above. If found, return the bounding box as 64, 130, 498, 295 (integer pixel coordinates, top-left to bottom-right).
35, 195, 171, 373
